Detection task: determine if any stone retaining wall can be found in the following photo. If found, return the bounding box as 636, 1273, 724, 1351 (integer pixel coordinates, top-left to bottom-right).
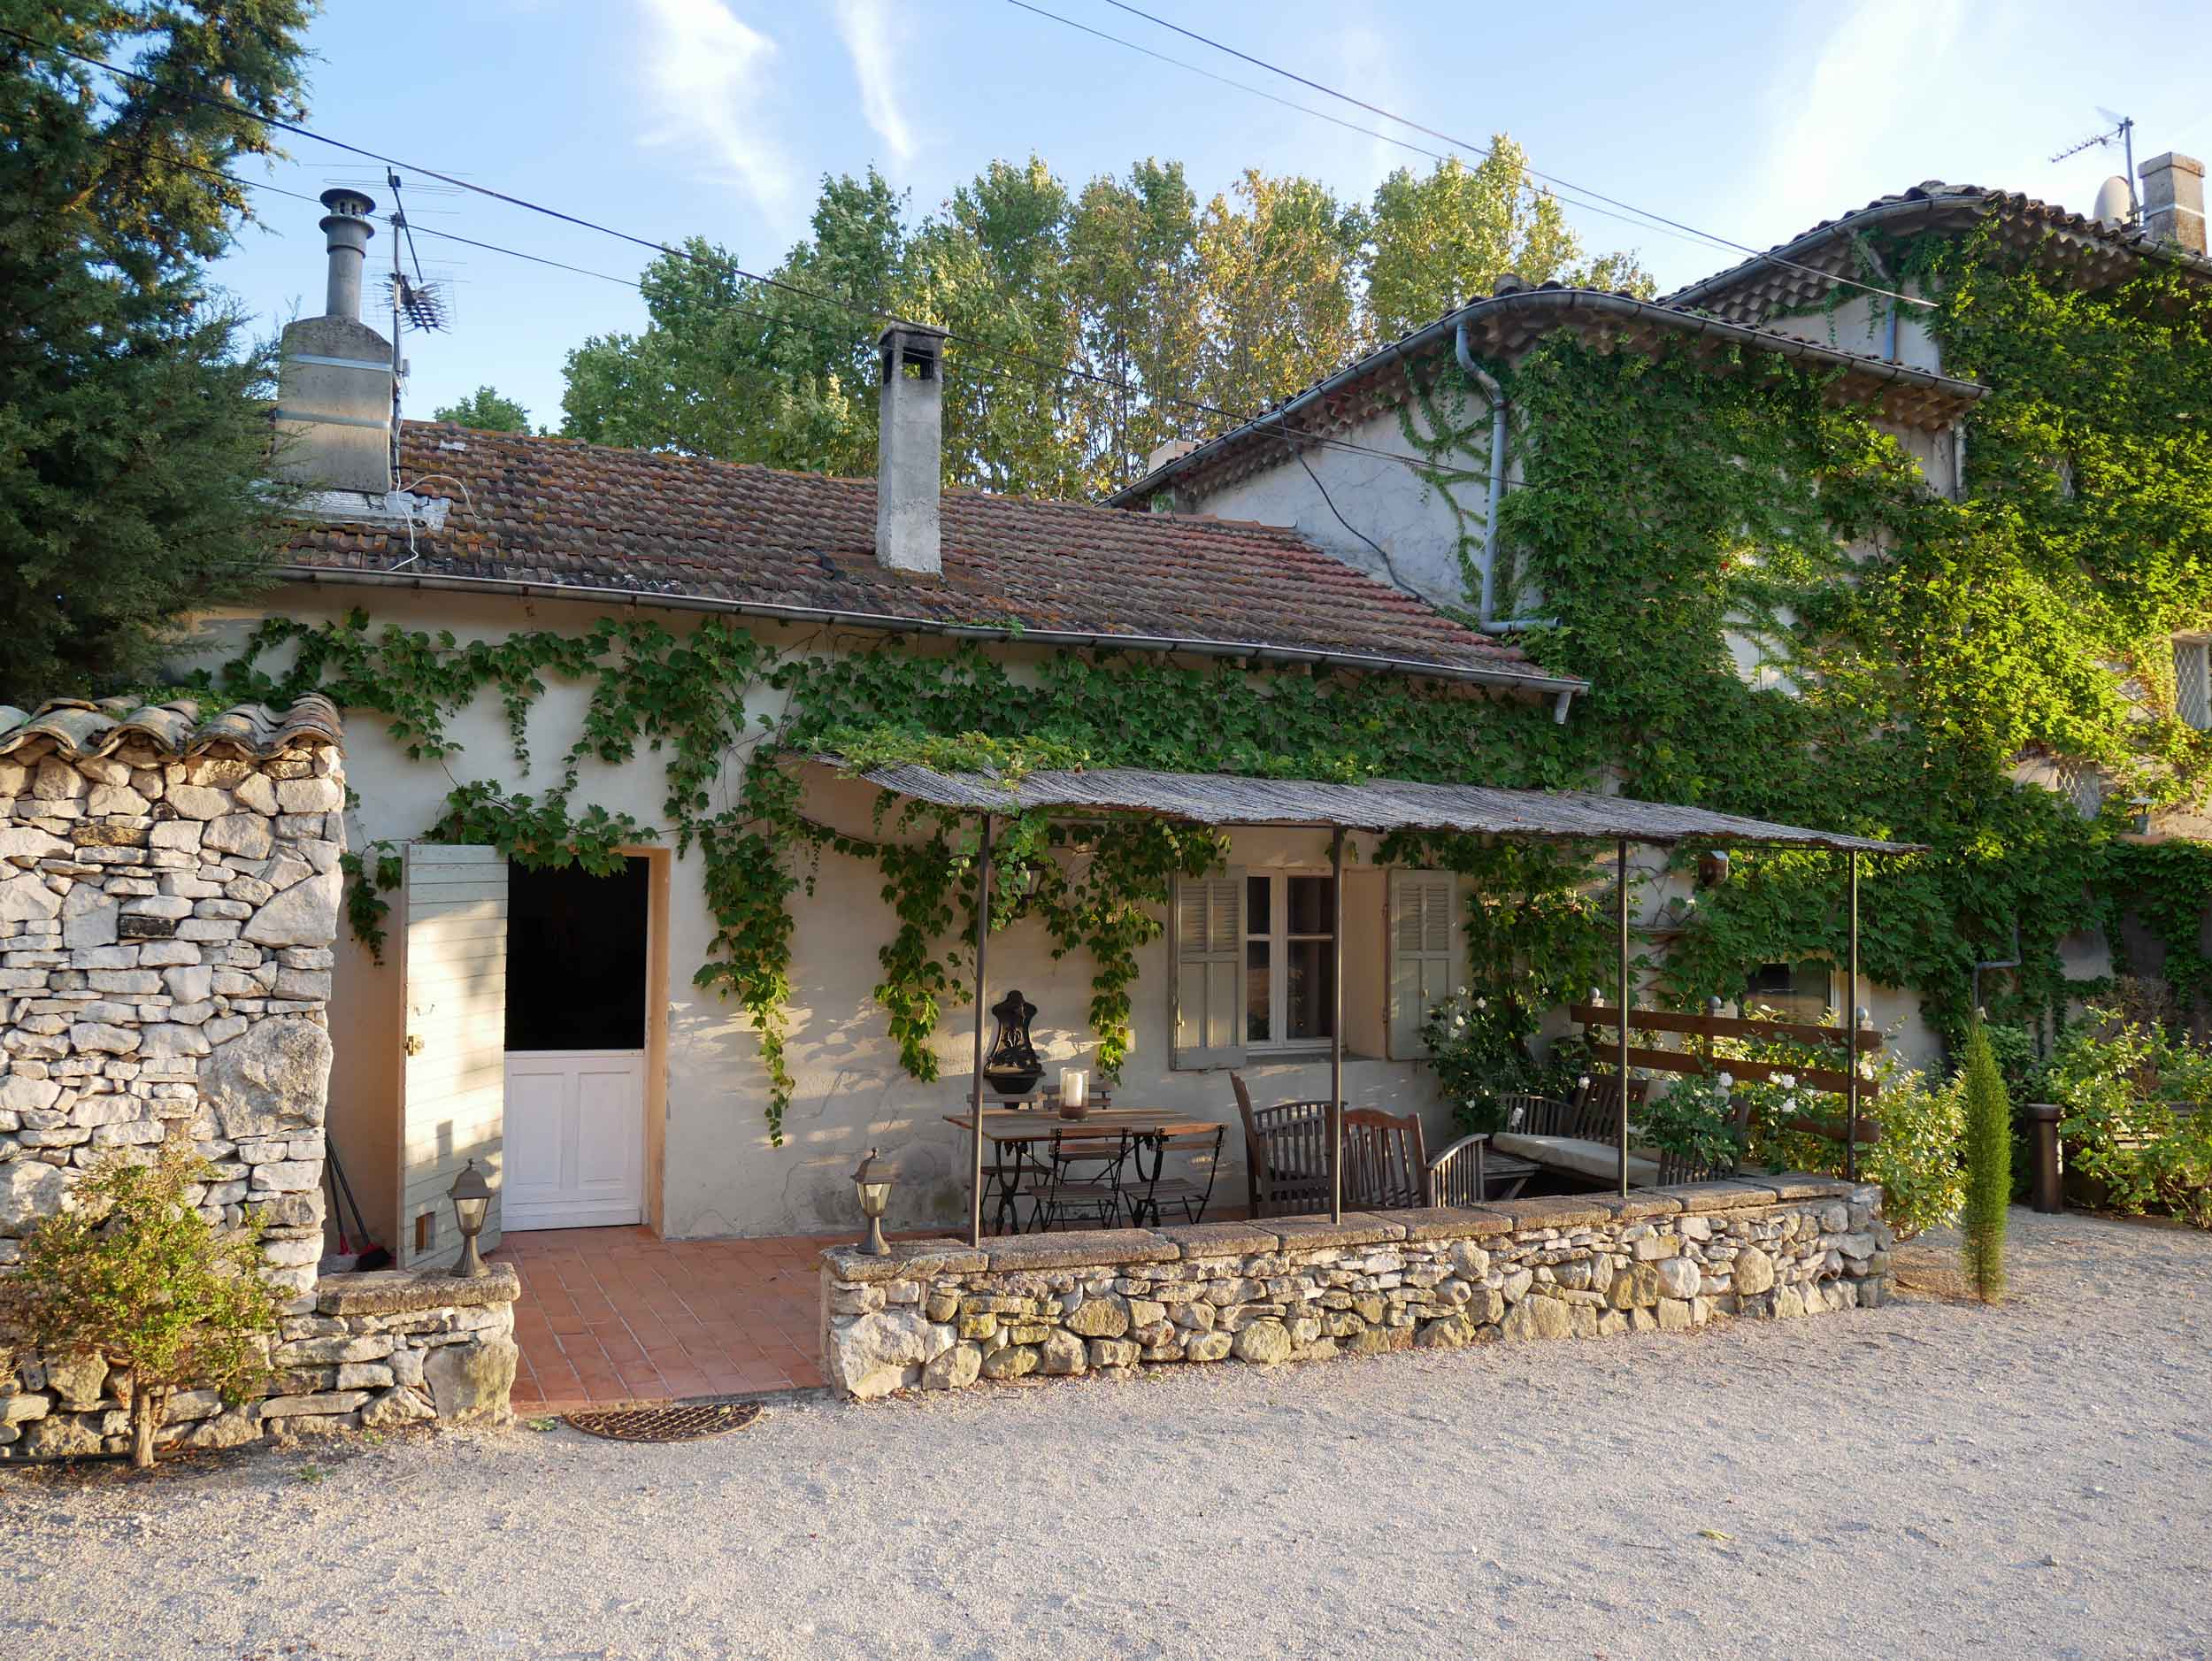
2, 1265, 519, 1457
0, 704, 346, 1302
820, 1175, 1895, 1399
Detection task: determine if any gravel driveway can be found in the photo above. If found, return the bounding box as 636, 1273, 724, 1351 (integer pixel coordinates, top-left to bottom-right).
4, 1208, 2208, 1660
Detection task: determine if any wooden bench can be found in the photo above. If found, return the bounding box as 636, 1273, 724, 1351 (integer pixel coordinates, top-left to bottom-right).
1486, 1077, 1656, 1191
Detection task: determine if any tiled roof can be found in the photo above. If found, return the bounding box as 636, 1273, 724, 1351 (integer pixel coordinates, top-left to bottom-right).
1107, 280, 1987, 507
1663, 181, 2212, 326
278, 423, 1564, 687
0, 695, 342, 761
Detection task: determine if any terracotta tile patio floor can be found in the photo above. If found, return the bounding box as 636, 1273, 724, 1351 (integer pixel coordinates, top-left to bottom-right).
494, 1227, 833, 1412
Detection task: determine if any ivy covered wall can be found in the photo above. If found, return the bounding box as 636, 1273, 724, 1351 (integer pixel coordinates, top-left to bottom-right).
195, 232, 2212, 1191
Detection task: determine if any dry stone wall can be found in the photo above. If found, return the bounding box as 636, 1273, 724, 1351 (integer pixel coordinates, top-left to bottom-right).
0, 696, 520, 1457
0, 719, 345, 1302
820, 1176, 1896, 1400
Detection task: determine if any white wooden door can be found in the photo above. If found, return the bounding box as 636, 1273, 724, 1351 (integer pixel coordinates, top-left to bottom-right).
396, 844, 508, 1270
502, 1051, 645, 1230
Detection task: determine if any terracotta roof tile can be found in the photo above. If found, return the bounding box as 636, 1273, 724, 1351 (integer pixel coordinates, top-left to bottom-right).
278, 424, 1559, 684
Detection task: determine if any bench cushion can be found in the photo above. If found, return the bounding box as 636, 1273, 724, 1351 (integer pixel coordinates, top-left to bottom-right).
1489, 1132, 1660, 1188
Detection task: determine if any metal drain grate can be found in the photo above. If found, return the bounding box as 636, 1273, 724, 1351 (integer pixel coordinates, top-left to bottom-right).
563, 1395, 764, 1443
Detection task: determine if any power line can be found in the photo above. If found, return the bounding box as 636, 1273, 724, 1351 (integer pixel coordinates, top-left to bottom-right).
1002, 0, 1744, 261
1082, 0, 1938, 311
64, 67, 1531, 502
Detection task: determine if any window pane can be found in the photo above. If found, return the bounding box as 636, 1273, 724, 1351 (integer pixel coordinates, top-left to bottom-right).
1246, 874, 1271, 936
1286, 936, 1335, 1042
1286, 874, 1334, 936
1246, 940, 1271, 1042
1742, 960, 1829, 1023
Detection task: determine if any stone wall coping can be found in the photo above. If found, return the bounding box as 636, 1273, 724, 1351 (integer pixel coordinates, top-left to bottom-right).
818, 1177, 1869, 1284
1479, 1195, 1617, 1231
315, 1264, 519, 1316
1154, 1221, 1279, 1257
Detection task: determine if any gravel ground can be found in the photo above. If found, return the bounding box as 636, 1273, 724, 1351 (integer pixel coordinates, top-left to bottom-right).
4, 1208, 2208, 1661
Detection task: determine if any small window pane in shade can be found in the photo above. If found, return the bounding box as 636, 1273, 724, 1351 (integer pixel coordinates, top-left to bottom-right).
1286, 937, 1335, 1041
1286, 874, 1334, 936
1246, 940, 1271, 1042
505, 857, 649, 1051
1742, 960, 1830, 1024
1245, 873, 1271, 936
2176, 642, 2212, 731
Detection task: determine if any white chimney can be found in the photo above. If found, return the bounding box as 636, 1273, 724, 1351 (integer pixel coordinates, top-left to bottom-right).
271, 188, 396, 496
2140, 152, 2207, 255
876, 323, 949, 576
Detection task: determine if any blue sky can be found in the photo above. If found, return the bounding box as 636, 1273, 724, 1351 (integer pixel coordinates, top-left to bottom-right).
207, 0, 2212, 431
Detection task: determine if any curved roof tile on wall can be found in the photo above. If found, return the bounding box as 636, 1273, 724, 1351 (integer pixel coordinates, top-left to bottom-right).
0, 695, 342, 761
279, 423, 1564, 686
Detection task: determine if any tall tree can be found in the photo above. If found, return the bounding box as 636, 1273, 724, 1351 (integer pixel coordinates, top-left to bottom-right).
0, 1, 313, 704
1067, 158, 1205, 487
561, 170, 908, 478
1194, 170, 1368, 419
1364, 141, 1655, 338
432, 385, 532, 433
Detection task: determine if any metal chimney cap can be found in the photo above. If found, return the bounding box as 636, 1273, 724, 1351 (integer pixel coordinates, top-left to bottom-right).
319, 186, 377, 219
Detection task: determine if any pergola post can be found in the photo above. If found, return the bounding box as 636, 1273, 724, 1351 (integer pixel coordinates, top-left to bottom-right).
967, 814, 994, 1249
1329, 825, 1345, 1224
1616, 838, 1631, 1198
1846, 849, 1860, 1183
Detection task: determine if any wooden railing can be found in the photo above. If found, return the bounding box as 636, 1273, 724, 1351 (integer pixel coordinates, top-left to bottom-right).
1571, 1001, 1883, 1146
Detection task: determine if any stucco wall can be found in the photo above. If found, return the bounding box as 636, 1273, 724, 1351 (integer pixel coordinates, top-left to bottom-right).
1190, 400, 1494, 612
178, 589, 1471, 1244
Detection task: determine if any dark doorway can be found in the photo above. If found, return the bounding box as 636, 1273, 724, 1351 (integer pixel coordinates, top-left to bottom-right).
504, 857, 649, 1051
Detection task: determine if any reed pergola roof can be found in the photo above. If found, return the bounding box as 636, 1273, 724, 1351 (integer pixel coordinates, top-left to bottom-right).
835, 760, 1924, 855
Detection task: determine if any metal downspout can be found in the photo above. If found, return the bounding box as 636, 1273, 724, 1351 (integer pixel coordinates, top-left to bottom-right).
1455, 320, 1509, 627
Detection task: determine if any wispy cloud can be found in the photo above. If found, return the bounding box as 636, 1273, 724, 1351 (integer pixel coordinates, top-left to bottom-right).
1333, 22, 1406, 184
1748, 0, 1970, 242
831, 0, 915, 165
633, 0, 792, 209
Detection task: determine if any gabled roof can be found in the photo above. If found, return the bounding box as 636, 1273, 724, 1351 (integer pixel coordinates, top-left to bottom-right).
1664, 181, 2212, 327
1104, 281, 1987, 508
0, 695, 341, 761
279, 422, 1577, 694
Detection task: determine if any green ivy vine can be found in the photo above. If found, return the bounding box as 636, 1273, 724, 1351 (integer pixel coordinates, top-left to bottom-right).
204, 230, 2212, 1148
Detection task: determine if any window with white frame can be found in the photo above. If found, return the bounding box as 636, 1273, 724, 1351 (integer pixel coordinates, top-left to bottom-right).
2176, 639, 2212, 731
1244, 873, 1335, 1049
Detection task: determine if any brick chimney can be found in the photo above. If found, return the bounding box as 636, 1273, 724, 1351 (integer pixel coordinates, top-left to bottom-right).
875, 323, 949, 575
2140, 152, 2207, 256
271, 188, 396, 496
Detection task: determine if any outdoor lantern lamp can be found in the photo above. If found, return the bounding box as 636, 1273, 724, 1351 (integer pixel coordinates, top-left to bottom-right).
852, 1147, 894, 1257
447, 1158, 493, 1278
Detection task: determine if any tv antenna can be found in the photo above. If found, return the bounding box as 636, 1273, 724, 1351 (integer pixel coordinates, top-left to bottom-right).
380, 168, 451, 332
2051, 110, 2137, 222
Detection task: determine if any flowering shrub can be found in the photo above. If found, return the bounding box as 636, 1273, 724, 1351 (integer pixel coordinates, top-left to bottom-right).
2042, 1014, 2212, 1227
1420, 990, 1587, 1134
1636, 1073, 1743, 1175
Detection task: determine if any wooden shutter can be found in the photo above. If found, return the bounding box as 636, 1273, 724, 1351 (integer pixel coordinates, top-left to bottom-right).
1171, 869, 1245, 1070
1388, 870, 1456, 1060
396, 844, 508, 1269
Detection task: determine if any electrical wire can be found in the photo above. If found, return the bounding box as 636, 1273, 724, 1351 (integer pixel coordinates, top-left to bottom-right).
1002, 0, 1747, 261
1081, 0, 1939, 310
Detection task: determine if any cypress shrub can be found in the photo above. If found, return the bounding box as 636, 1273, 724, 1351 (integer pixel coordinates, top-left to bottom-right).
1961, 1020, 2012, 1303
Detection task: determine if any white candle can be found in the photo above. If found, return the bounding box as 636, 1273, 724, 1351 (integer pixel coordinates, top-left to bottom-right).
1060, 1068, 1087, 1108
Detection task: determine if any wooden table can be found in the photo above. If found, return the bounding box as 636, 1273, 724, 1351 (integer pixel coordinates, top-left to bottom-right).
943, 1107, 1225, 1232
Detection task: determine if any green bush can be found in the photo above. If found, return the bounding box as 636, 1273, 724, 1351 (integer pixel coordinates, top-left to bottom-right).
1961, 1023, 2011, 1303
2, 1141, 283, 1468
1857, 1068, 1967, 1240
1636, 1073, 1744, 1175
2041, 1013, 2212, 1227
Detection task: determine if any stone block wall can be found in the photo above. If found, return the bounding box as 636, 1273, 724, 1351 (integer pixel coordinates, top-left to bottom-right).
0, 702, 347, 1301
4, 1265, 519, 1457
820, 1176, 1896, 1400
